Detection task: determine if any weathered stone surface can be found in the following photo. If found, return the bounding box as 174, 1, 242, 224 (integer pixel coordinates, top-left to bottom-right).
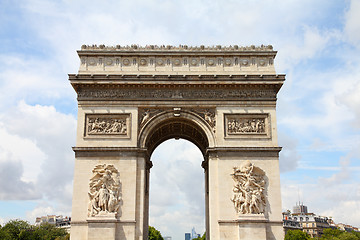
70, 45, 284, 240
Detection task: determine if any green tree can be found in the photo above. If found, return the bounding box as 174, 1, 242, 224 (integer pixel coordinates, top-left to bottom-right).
320, 228, 360, 240
352, 231, 360, 239
337, 232, 360, 240
0, 220, 69, 240
0, 219, 32, 239
321, 228, 343, 239
284, 229, 311, 240
148, 226, 164, 240
32, 223, 69, 240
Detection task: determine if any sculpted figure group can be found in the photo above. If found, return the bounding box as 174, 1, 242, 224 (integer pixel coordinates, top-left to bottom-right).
231, 161, 266, 214
88, 118, 127, 135
88, 164, 122, 217
228, 118, 265, 134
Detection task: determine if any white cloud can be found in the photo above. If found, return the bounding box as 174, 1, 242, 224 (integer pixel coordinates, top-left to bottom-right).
0, 55, 75, 110
0, 127, 45, 183
0, 101, 76, 211
0, 148, 41, 200
345, 0, 360, 48
282, 154, 360, 227
338, 80, 360, 129
279, 132, 301, 172
277, 26, 340, 71
319, 156, 351, 185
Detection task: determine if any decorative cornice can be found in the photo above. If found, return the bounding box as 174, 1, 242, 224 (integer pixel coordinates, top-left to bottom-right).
80, 44, 274, 52
69, 74, 285, 102
69, 74, 285, 82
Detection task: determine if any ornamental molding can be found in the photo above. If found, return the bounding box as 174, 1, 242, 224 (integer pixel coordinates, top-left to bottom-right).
77, 45, 278, 74
77, 87, 277, 101
80, 44, 275, 52
78, 56, 275, 75
84, 114, 130, 138
231, 161, 266, 215
88, 164, 122, 218
69, 74, 285, 81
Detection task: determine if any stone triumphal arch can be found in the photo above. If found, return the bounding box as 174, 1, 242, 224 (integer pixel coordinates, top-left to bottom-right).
69, 45, 285, 240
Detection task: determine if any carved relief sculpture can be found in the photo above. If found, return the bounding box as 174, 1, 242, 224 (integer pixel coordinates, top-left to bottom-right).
139, 108, 216, 132
139, 109, 165, 127
231, 161, 266, 214
85, 114, 130, 138
88, 117, 127, 135
192, 108, 216, 132
228, 118, 265, 134
88, 164, 122, 217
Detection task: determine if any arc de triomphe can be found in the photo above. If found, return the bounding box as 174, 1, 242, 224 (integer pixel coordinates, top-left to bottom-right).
69, 45, 285, 240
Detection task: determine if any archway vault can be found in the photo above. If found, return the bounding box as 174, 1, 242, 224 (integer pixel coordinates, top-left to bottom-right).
138, 110, 215, 157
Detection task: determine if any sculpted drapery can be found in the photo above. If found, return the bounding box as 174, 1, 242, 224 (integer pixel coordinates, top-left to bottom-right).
231, 161, 266, 214
88, 164, 122, 217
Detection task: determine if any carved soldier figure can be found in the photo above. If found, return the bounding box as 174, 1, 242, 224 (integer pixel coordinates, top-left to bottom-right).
98, 184, 110, 212
231, 161, 266, 215
88, 164, 122, 217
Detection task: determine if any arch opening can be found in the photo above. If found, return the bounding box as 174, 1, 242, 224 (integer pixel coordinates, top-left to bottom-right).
144, 117, 210, 157
140, 114, 212, 240
149, 139, 206, 239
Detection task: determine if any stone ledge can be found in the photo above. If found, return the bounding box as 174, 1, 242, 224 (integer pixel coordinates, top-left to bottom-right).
207, 147, 282, 153
72, 147, 147, 158
69, 74, 286, 81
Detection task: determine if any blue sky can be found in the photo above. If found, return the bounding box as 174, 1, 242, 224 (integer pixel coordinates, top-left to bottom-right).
0, 0, 360, 239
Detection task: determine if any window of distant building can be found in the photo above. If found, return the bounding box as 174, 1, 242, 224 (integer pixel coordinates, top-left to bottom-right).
300, 217, 303, 221
306, 217, 309, 221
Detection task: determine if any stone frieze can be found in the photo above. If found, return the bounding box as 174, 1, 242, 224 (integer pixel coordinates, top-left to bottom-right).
78, 88, 276, 101
225, 114, 270, 138
85, 114, 130, 138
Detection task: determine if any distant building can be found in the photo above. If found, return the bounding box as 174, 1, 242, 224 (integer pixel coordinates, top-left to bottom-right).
35, 215, 71, 233
284, 203, 333, 238
185, 227, 201, 240
293, 202, 308, 214
191, 227, 201, 239
336, 223, 360, 232
293, 213, 331, 238
163, 237, 172, 240
282, 210, 302, 235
